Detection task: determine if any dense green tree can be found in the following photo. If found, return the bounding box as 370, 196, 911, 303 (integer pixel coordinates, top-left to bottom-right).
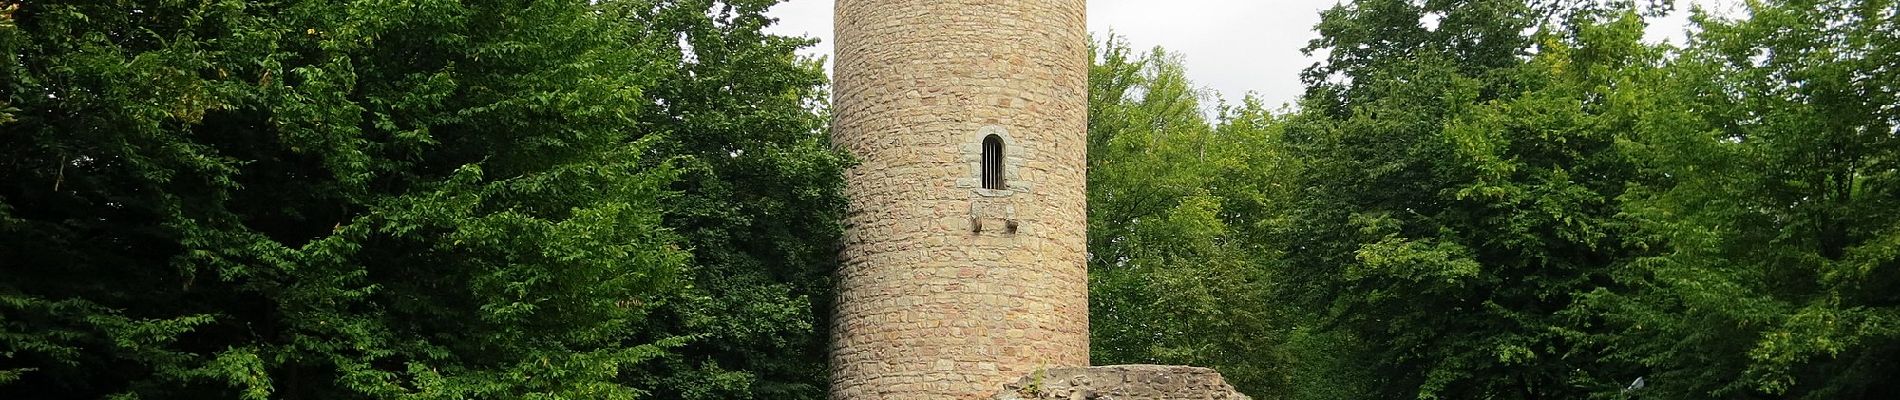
0, 1, 842, 399
1091, 2, 1897, 399
1301, 0, 1536, 117
1592, 1, 1900, 398
1085, 37, 1292, 397
617, 2, 846, 399
0, 1, 13, 127
1277, 2, 1661, 398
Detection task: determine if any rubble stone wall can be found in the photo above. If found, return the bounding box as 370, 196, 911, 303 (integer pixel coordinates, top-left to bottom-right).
992, 365, 1253, 400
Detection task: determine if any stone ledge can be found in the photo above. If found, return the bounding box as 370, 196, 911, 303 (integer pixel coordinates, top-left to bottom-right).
992, 365, 1252, 400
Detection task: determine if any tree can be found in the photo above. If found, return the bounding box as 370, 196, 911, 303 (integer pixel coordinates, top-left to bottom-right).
0, 0, 14, 125
1595, 1, 1900, 398
1085, 37, 1292, 397
1277, 1, 1660, 397
0, 0, 844, 399
619, 1, 848, 398
1301, 0, 1536, 118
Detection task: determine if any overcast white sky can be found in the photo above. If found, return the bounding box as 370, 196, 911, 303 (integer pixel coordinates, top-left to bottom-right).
763, 0, 1745, 108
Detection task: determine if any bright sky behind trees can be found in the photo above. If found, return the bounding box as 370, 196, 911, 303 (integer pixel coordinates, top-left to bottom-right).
764, 0, 1745, 108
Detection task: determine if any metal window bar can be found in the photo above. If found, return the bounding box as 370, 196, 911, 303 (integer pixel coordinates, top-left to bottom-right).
982, 135, 1004, 190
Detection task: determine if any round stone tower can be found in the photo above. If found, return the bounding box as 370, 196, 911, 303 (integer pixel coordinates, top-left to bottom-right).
828, 0, 1090, 399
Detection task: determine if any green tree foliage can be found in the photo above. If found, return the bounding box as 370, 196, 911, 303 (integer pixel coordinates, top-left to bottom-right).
1085, 37, 1293, 397
619, 2, 847, 399
0, 0, 843, 399
1274, 1, 1662, 398
1591, 0, 1900, 398
1259, 0, 1899, 398
0, 1, 14, 125
1301, 0, 1535, 117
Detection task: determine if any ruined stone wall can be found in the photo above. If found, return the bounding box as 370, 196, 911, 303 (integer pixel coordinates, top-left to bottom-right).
992, 366, 1253, 400
829, 0, 1090, 399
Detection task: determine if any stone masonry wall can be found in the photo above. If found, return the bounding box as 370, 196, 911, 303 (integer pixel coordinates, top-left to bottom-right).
991, 365, 1253, 400
829, 0, 1090, 399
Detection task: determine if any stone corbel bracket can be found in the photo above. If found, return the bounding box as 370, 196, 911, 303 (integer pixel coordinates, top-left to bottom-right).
970, 197, 1020, 235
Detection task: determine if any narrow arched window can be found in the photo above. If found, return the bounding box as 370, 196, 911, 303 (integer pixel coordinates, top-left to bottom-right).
982, 134, 1006, 190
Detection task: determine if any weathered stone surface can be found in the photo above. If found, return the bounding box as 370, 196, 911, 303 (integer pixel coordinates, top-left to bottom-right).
828, 0, 1091, 399
992, 365, 1253, 400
